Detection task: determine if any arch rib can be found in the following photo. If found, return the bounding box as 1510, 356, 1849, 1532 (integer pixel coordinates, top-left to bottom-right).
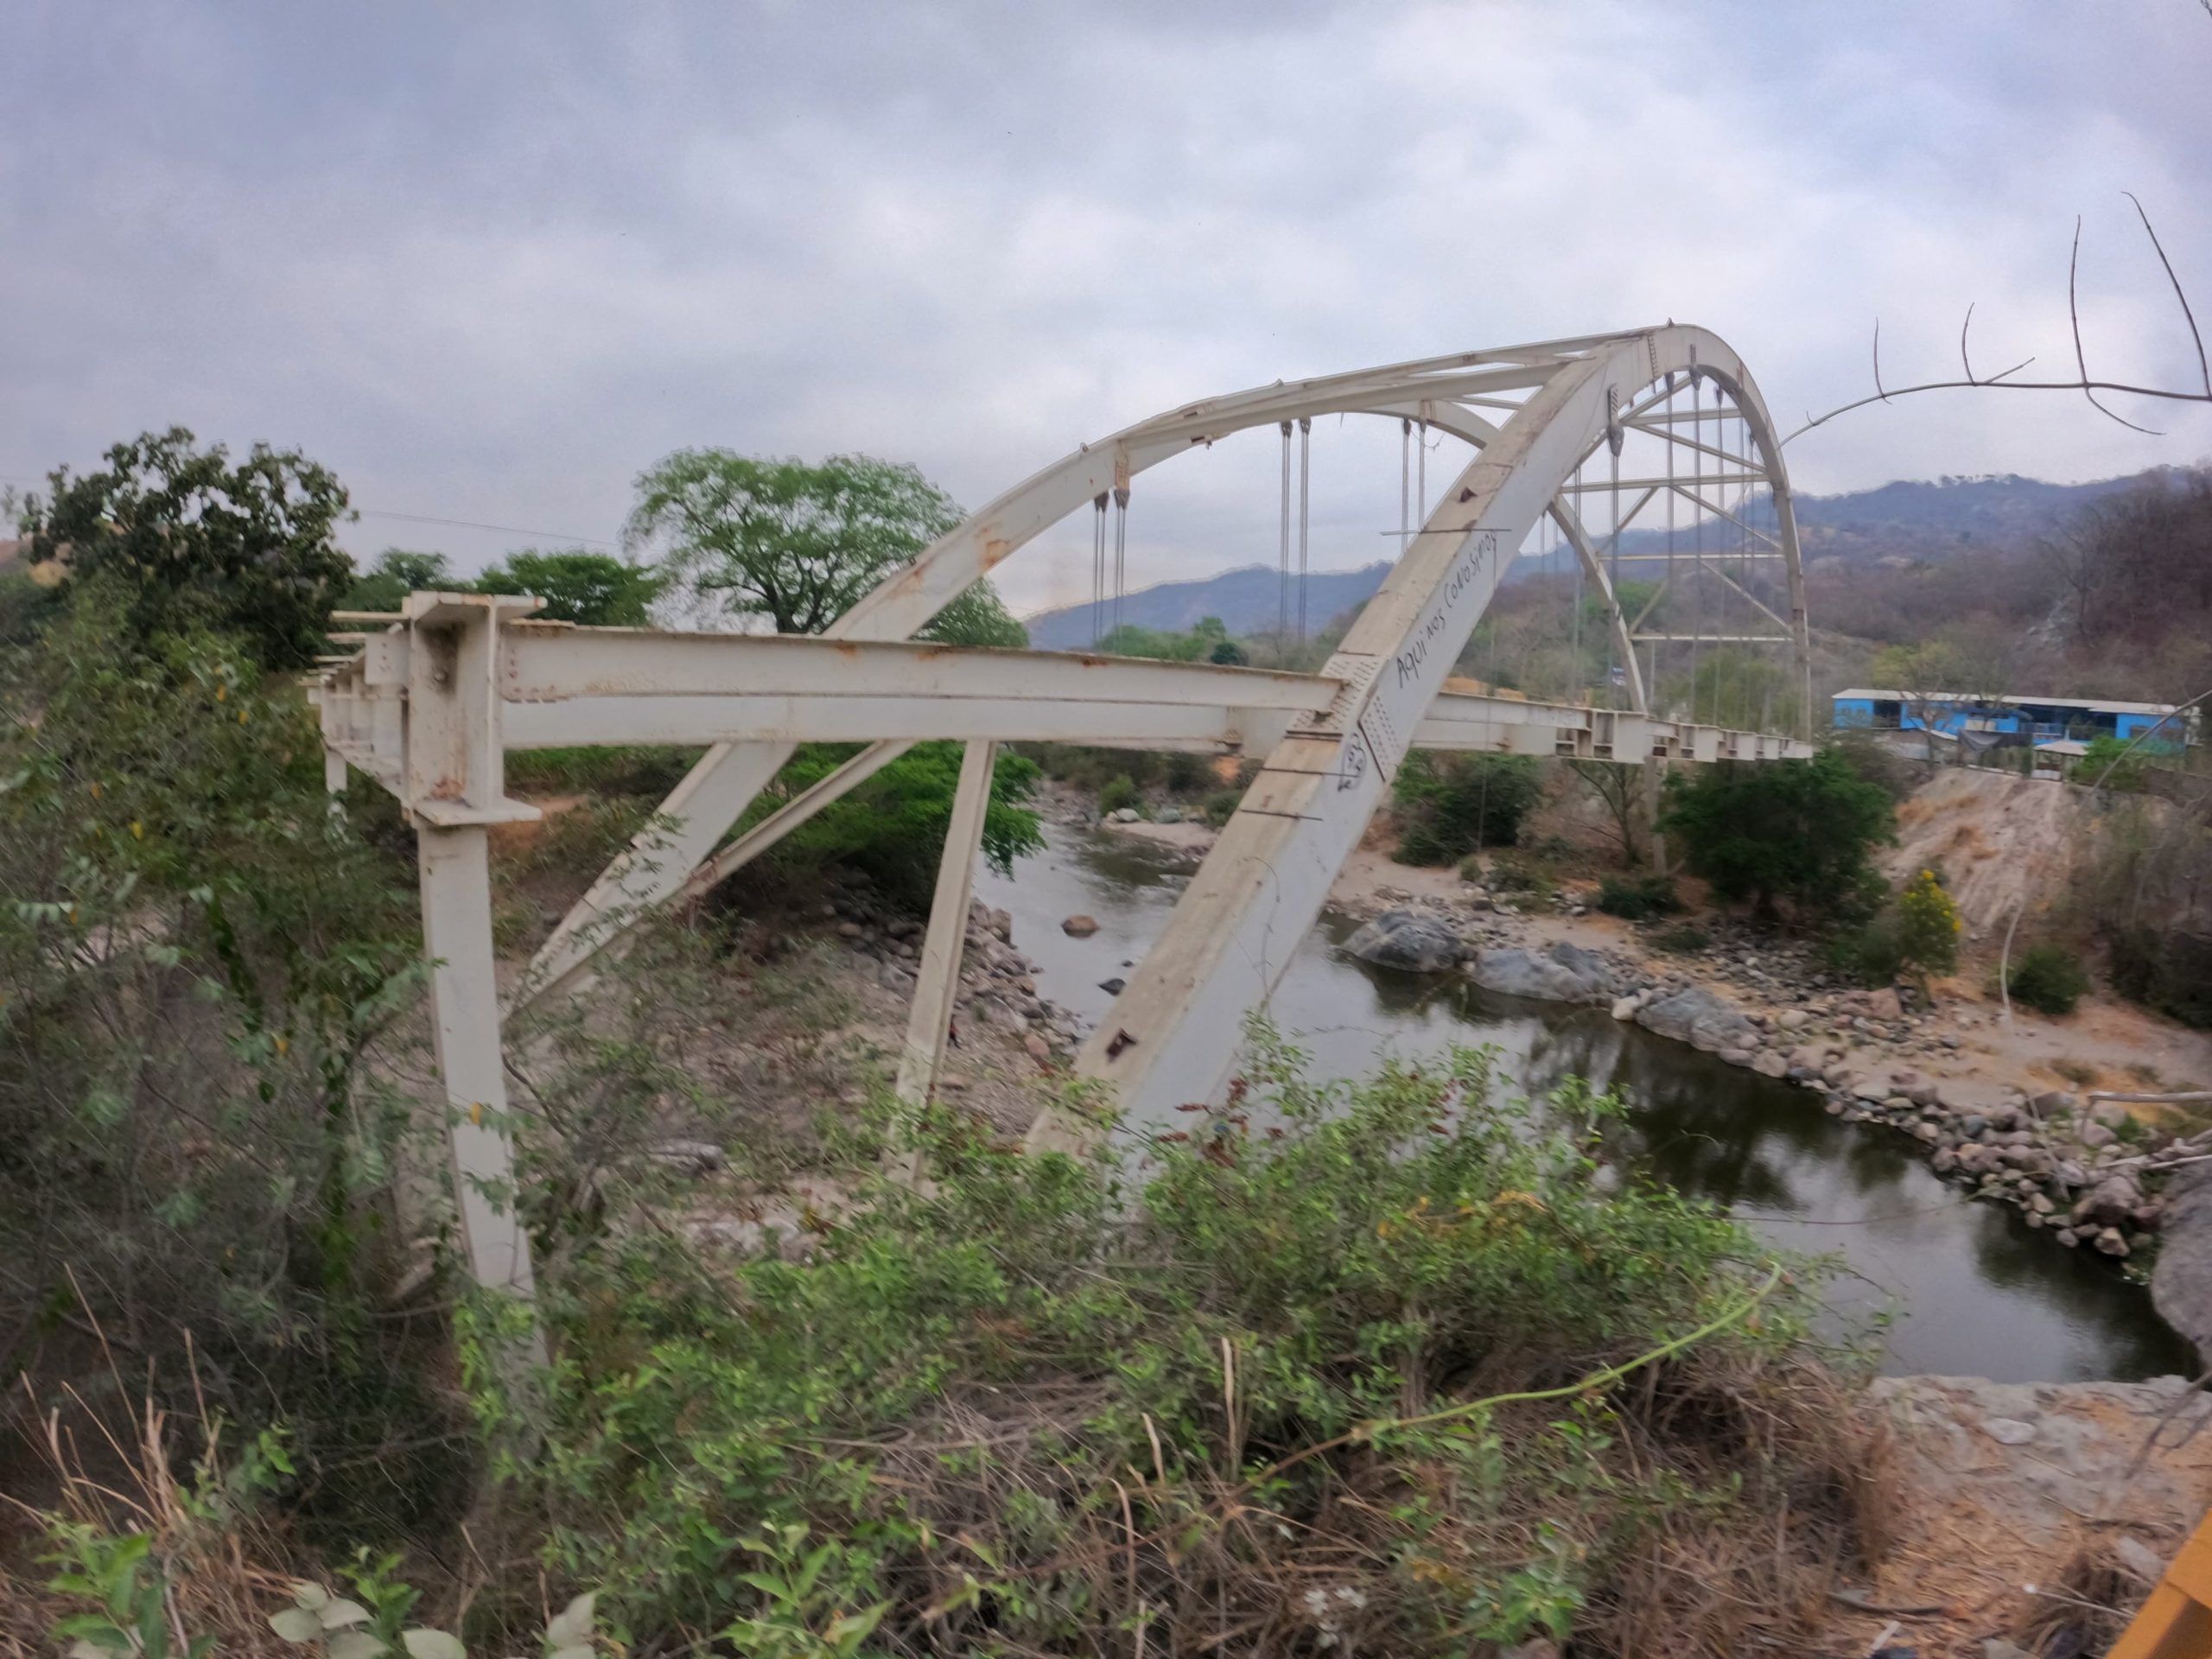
521, 327, 1811, 1020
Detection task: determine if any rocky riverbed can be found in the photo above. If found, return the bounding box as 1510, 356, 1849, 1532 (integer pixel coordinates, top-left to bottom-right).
1338, 892, 2212, 1281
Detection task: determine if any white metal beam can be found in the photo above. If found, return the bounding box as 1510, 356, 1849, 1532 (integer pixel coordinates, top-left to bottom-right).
893, 740, 997, 1112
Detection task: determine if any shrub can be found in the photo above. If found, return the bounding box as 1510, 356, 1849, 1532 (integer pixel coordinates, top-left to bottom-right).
1097, 772, 1141, 815
0, 592, 457, 1547
1597, 874, 1681, 921
1163, 750, 1215, 794
1201, 785, 1246, 826
1894, 868, 1961, 982
1822, 917, 1904, 987
2071, 734, 2147, 791
761, 741, 1044, 912
1390, 752, 1543, 865
2006, 943, 2090, 1016
508, 1033, 1871, 1656
1656, 923, 1712, 954
1661, 748, 1893, 925
2108, 925, 2212, 1029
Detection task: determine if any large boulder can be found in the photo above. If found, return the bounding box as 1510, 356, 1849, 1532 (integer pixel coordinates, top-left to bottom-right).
1469, 940, 1618, 1004
1344, 910, 1464, 974
1637, 985, 1760, 1053
2154, 1162, 2212, 1366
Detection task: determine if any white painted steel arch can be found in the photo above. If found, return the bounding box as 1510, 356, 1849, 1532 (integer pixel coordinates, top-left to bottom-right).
526, 327, 1810, 1040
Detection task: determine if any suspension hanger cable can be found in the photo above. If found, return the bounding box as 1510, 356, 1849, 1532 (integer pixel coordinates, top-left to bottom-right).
1689, 372, 1705, 724
1399, 418, 1411, 550
1663, 372, 1677, 715
1572, 454, 1585, 699
1297, 416, 1312, 644
1112, 484, 1129, 640
1090, 492, 1107, 647
1279, 421, 1293, 645
1416, 415, 1427, 524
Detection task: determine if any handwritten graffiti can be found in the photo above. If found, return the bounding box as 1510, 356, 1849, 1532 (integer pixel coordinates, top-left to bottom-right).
1337, 728, 1370, 792
1395, 530, 1501, 690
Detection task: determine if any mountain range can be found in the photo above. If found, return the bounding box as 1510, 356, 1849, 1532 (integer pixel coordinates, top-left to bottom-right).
1020, 468, 2171, 649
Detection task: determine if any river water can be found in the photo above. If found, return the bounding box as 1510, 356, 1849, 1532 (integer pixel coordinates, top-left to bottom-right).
974, 827, 2196, 1384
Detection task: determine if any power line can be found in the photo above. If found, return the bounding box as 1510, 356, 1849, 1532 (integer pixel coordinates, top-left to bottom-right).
353, 508, 617, 548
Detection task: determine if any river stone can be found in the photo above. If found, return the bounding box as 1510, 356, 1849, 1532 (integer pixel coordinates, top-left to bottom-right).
1751, 1050, 1789, 1078
1344, 910, 1464, 975
1636, 985, 1758, 1052
1061, 914, 1100, 937
2072, 1176, 2142, 1230
2153, 1161, 2212, 1365
1469, 940, 1617, 1003
1981, 1416, 2037, 1446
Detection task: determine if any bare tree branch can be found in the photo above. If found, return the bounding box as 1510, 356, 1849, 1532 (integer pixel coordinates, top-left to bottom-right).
2072, 214, 2164, 434
1785, 205, 2210, 445
2126, 189, 2212, 397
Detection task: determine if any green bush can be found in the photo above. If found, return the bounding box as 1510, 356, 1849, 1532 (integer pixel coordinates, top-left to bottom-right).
1596, 874, 1681, 921
1661, 748, 1894, 925
2070, 734, 2147, 791
1656, 924, 1712, 954
1822, 917, 1904, 987
1, 590, 459, 1547
505, 743, 703, 798
2005, 943, 2091, 1016
2108, 925, 2212, 1029
1391, 753, 1543, 866
1098, 773, 1141, 815
1201, 785, 1246, 827
1163, 750, 1215, 794
756, 742, 1044, 912
510, 1033, 1862, 1656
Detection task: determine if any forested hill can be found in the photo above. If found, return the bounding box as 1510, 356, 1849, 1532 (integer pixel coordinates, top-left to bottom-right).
1020, 468, 2172, 646
1023, 561, 1394, 650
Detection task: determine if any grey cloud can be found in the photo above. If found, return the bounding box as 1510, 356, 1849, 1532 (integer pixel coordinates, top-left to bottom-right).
3, 1, 2209, 614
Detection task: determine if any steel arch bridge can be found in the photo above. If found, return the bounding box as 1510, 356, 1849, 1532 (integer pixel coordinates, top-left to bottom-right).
315, 323, 1815, 1302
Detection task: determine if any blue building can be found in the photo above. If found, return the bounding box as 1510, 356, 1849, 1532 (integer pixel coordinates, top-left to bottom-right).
1830, 689, 2192, 754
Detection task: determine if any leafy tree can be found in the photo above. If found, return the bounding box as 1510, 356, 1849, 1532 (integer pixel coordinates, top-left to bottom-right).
17, 427, 354, 670
758, 741, 1045, 911
340, 548, 454, 613
1390, 752, 1543, 865
475, 548, 666, 626
1661, 747, 1894, 924
629, 450, 1023, 645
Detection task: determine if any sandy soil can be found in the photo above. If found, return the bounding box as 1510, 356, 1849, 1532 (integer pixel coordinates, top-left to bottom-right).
1832, 1376, 2212, 1658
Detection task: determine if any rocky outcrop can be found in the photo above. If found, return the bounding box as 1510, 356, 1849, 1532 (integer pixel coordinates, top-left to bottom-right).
2152, 1161, 2212, 1365
1470, 940, 1618, 1004
1343, 909, 1465, 974
1635, 985, 1760, 1052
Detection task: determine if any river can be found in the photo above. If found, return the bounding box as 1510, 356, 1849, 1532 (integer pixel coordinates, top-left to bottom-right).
974, 826, 2196, 1384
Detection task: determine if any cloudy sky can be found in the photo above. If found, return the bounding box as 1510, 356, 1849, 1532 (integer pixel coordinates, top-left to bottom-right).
6, 1, 2211, 619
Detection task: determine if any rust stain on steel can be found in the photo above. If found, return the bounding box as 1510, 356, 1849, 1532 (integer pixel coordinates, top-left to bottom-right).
981, 534, 1012, 568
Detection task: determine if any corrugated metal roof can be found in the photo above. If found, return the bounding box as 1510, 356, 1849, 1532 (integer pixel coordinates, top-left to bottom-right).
1832, 690, 2177, 716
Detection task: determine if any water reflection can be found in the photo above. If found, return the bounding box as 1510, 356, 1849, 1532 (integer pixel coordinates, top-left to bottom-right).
975, 828, 2196, 1383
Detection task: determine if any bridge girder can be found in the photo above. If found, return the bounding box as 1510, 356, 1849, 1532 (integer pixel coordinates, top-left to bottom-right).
313, 325, 1815, 1305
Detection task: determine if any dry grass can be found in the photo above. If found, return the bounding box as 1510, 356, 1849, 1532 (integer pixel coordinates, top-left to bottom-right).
2049, 1056, 2103, 1089
1, 1379, 299, 1659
